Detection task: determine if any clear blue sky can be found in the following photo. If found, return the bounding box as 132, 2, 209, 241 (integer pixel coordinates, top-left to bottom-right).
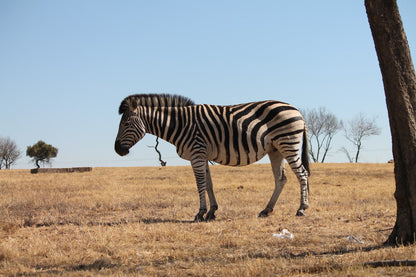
1, 1, 415, 169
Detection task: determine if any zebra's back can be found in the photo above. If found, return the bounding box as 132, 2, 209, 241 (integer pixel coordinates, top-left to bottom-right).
191, 100, 305, 166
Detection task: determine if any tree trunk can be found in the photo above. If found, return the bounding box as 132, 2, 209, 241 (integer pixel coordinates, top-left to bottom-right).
354, 142, 361, 163
35, 159, 40, 169
365, 0, 416, 245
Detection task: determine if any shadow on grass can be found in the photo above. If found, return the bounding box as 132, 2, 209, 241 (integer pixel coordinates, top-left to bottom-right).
246, 244, 388, 260
13, 258, 123, 276
131, 216, 229, 224
248, 244, 415, 274
309, 244, 388, 257
140, 217, 194, 224
22, 216, 226, 227
20, 217, 198, 228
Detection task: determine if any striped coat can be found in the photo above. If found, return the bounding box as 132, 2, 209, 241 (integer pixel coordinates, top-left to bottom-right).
115, 94, 309, 221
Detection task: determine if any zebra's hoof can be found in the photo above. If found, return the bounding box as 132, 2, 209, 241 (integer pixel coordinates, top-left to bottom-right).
194, 214, 205, 222
258, 208, 273, 217
205, 212, 216, 221
296, 209, 306, 216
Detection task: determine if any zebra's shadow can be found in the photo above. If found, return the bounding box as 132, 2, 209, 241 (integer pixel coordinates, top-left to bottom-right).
140, 217, 194, 224
139, 217, 227, 224
22, 217, 225, 228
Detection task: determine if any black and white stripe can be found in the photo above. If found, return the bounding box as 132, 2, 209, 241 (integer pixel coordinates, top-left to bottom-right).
115, 94, 310, 221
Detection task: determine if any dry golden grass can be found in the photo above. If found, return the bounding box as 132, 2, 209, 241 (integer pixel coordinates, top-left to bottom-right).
0, 163, 415, 276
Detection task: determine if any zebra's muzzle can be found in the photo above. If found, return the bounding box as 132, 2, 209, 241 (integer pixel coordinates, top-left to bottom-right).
115, 140, 130, 156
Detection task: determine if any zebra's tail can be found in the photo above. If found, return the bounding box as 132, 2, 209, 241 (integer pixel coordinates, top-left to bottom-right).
302, 123, 310, 194
301, 124, 310, 176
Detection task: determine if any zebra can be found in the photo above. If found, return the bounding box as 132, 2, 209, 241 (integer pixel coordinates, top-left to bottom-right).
115, 94, 310, 221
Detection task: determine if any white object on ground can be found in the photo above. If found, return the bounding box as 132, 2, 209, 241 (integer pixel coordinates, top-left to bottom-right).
273, 229, 294, 240
347, 235, 364, 244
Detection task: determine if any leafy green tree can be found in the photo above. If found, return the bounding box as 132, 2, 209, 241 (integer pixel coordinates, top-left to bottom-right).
26, 140, 58, 168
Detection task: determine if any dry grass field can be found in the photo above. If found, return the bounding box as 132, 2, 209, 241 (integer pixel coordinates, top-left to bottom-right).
0, 163, 415, 276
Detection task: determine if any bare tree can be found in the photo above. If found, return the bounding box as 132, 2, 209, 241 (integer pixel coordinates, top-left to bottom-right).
0, 137, 22, 169
339, 147, 353, 163
342, 113, 381, 163
366, 0, 416, 245
302, 107, 342, 163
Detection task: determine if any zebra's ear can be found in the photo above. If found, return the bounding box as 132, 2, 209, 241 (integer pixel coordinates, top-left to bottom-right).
119, 99, 129, 115
130, 96, 138, 110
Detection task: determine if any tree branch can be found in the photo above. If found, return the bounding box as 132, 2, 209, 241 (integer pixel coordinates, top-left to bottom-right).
148, 137, 167, 166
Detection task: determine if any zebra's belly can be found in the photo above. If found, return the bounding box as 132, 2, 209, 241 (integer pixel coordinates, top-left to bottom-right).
177, 146, 268, 166
176, 138, 272, 166
209, 147, 269, 166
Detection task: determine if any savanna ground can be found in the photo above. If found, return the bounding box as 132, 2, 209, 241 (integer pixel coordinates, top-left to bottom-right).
0, 163, 415, 276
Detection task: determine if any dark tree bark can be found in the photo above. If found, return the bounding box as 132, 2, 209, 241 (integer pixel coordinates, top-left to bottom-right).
365, 0, 416, 245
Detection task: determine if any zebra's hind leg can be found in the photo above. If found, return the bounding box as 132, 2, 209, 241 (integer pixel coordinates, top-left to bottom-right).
205, 163, 218, 221
295, 178, 309, 216
285, 155, 309, 217
288, 161, 309, 217
259, 150, 287, 217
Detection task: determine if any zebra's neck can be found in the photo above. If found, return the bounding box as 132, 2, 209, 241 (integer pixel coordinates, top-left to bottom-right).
142, 106, 186, 144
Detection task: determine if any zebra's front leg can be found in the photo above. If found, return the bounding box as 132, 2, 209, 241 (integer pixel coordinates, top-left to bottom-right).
205, 163, 218, 221
191, 158, 208, 222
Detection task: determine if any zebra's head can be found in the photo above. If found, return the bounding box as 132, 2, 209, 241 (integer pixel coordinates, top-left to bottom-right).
115, 96, 145, 156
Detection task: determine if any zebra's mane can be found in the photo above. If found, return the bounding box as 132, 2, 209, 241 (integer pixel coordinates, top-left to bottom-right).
119, 94, 195, 114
